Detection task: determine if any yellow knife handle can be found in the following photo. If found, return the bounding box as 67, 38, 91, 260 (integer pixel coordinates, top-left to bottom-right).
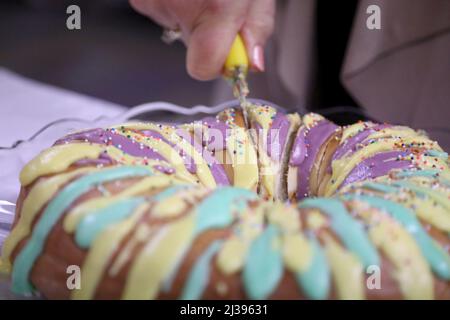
223, 34, 249, 78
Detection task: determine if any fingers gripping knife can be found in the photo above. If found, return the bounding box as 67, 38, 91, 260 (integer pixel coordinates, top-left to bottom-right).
223, 35, 250, 109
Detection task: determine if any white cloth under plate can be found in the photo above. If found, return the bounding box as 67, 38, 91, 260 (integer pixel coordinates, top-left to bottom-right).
0, 68, 126, 203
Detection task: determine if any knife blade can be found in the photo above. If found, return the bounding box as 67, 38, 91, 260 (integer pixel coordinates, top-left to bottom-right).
223, 34, 250, 108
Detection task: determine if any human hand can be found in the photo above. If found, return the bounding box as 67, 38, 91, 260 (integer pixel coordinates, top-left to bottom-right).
129, 0, 275, 80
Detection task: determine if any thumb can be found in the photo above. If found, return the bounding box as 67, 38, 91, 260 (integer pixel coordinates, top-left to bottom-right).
186, 1, 250, 81
187, 18, 242, 81
241, 0, 275, 72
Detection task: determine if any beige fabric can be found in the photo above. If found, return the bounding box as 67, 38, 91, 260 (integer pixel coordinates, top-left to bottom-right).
342, 0, 450, 150
212, 0, 450, 151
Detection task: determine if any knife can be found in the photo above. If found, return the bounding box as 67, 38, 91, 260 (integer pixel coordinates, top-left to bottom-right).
223, 34, 250, 108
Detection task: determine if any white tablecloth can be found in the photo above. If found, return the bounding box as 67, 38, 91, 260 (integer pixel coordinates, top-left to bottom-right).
0, 68, 126, 203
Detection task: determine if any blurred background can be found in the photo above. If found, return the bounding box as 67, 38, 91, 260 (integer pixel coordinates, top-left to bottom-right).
0, 0, 216, 107
1, 0, 448, 151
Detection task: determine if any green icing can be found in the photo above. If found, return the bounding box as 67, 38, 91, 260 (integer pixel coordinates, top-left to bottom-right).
342, 194, 450, 280
11, 166, 153, 294
361, 182, 398, 193
243, 225, 283, 299
426, 150, 448, 159
299, 198, 379, 267
166, 187, 258, 294
180, 240, 223, 300
296, 236, 330, 300
360, 180, 450, 214
394, 169, 450, 187
395, 169, 441, 178
391, 181, 450, 212
75, 197, 144, 248
194, 187, 258, 236
153, 184, 191, 201
75, 185, 191, 249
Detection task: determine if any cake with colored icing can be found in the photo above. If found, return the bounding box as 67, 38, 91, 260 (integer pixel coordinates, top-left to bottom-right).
246, 104, 300, 200
1, 102, 449, 300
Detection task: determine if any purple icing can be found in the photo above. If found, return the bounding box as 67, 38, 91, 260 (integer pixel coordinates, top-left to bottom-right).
175, 128, 230, 186
140, 129, 197, 174
339, 151, 413, 188
266, 113, 290, 161
56, 127, 230, 184
332, 123, 391, 161
290, 128, 307, 166
200, 117, 228, 151
56, 128, 166, 161
290, 120, 339, 199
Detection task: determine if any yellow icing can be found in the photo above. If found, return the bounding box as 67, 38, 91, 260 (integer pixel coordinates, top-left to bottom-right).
287, 113, 301, 128
63, 175, 178, 233
326, 136, 436, 196
229, 130, 259, 189
152, 187, 209, 218
217, 201, 312, 276
220, 109, 259, 190
266, 203, 300, 232
322, 233, 365, 300
302, 113, 324, 128
405, 176, 450, 189
357, 205, 434, 300
352, 176, 450, 232
2, 167, 94, 267
20, 144, 103, 186
116, 124, 217, 188
306, 210, 328, 230
216, 236, 248, 275
441, 170, 450, 181
247, 107, 300, 197
122, 213, 195, 299
109, 223, 153, 277
404, 183, 450, 212
117, 115, 260, 191
386, 195, 450, 232
0, 259, 10, 274
247, 105, 277, 129
340, 122, 374, 144
19, 141, 184, 190
366, 127, 422, 141
72, 203, 149, 299
282, 233, 312, 273
216, 204, 265, 274
115, 130, 197, 184
103, 146, 172, 170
